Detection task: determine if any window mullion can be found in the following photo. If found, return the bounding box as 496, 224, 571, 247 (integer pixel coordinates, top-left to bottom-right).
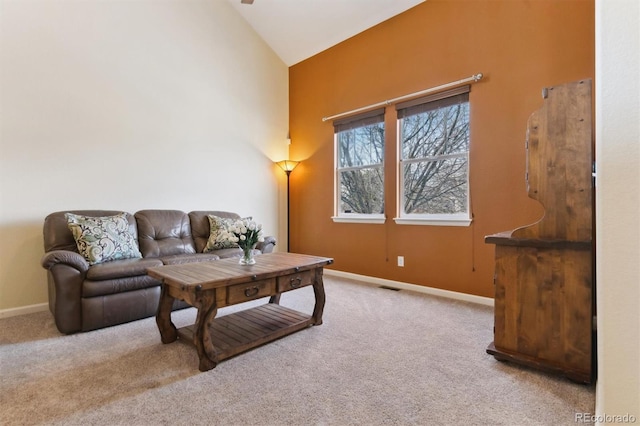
401, 152, 466, 164
338, 164, 382, 172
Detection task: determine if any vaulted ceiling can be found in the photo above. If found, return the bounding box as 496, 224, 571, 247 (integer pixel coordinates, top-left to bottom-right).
225, 0, 426, 66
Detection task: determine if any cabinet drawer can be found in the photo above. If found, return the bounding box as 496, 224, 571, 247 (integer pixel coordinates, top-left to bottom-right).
277, 270, 313, 292
227, 279, 275, 305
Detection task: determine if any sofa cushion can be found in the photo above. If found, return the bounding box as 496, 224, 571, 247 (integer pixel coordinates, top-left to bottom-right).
188, 211, 241, 253
86, 257, 163, 281
65, 212, 142, 265
82, 275, 163, 298
135, 210, 196, 258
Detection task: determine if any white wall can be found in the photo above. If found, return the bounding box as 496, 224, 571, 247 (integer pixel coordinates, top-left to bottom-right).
595, 0, 640, 419
0, 0, 289, 311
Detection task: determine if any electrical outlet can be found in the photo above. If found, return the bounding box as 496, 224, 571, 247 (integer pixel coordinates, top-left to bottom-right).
397, 256, 404, 267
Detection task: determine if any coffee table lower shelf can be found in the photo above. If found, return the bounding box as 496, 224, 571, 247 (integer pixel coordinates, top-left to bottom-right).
177, 303, 314, 363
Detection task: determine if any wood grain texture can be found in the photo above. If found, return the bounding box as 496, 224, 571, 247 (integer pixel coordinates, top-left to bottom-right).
177, 305, 313, 363
151, 252, 333, 371
512, 80, 593, 242
491, 246, 592, 382
148, 252, 333, 293
485, 80, 594, 383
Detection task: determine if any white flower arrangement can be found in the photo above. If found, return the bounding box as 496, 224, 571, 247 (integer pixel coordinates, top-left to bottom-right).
223, 218, 265, 250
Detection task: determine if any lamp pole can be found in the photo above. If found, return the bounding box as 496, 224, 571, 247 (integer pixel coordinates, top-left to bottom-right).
276, 160, 299, 252
285, 169, 292, 252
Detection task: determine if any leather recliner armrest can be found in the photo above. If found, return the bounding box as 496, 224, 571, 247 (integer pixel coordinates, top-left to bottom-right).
41, 250, 89, 334
41, 250, 90, 273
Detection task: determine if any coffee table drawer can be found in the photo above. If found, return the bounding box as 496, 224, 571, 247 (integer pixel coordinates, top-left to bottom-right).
227, 279, 275, 304
277, 270, 313, 292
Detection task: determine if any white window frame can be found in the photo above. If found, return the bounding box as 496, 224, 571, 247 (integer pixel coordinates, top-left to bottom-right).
394, 86, 472, 227
332, 109, 386, 224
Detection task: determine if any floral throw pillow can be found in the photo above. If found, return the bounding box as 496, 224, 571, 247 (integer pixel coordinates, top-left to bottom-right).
65, 212, 142, 265
203, 215, 251, 252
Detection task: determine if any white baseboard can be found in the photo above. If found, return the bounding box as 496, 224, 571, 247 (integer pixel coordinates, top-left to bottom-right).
0, 303, 49, 319
324, 269, 494, 307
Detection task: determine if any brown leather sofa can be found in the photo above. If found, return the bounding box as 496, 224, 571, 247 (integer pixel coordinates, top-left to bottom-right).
41, 209, 276, 334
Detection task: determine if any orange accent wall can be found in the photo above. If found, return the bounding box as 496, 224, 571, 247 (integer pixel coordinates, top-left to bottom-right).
288, 0, 594, 298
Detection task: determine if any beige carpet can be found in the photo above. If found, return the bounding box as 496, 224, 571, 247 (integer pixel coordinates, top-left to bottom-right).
0, 276, 594, 425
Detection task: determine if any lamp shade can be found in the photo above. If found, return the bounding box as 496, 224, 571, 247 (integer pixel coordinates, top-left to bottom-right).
276, 160, 300, 173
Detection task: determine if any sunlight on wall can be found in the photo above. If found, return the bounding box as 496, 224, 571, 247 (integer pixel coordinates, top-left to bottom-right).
0, 0, 288, 310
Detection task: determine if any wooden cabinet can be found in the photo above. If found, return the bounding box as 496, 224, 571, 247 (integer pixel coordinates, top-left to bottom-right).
485, 79, 595, 383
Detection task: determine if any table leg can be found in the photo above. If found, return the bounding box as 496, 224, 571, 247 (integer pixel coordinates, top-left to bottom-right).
269, 293, 281, 304
312, 268, 326, 325
156, 283, 177, 344
193, 290, 219, 372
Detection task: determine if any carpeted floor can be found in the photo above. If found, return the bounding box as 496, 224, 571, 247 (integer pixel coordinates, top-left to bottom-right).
0, 276, 594, 425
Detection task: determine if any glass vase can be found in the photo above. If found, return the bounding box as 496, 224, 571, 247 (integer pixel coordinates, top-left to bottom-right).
239, 245, 256, 265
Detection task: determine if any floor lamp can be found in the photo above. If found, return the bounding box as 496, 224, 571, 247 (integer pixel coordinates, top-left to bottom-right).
275, 160, 299, 252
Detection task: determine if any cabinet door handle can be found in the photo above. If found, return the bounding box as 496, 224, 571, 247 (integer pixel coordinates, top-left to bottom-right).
244, 286, 259, 297
290, 277, 302, 288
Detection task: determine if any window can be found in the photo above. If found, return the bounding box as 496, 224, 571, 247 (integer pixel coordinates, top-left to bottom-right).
332, 108, 385, 223
395, 86, 471, 226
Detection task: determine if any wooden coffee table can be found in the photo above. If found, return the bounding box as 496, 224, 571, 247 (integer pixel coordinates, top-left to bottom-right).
147, 252, 333, 371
